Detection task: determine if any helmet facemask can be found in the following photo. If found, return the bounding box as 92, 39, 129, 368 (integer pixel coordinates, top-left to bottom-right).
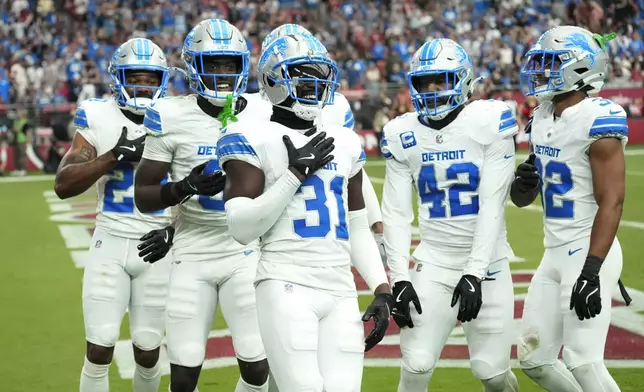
185, 53, 249, 106
111, 66, 169, 115
409, 69, 468, 120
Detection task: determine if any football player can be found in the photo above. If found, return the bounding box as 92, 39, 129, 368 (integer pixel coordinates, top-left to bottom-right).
381, 38, 519, 392
133, 19, 271, 392
54, 38, 173, 392
513, 26, 627, 392
261, 24, 386, 265
217, 33, 393, 392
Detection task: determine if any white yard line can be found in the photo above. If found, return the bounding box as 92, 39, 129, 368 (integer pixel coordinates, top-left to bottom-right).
0, 174, 54, 183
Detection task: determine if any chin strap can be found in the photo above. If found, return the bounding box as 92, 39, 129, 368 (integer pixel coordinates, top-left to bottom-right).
217, 94, 239, 128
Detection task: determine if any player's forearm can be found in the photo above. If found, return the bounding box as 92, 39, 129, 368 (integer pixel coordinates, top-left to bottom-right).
349, 209, 389, 292
361, 169, 383, 227
510, 181, 539, 207
134, 183, 174, 212
225, 170, 302, 245
466, 202, 504, 279
54, 153, 116, 199
588, 198, 623, 261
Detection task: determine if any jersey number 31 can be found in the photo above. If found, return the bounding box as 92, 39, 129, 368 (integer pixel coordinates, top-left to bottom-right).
294, 175, 348, 240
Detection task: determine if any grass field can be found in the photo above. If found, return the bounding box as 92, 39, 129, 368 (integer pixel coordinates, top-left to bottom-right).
1, 150, 644, 391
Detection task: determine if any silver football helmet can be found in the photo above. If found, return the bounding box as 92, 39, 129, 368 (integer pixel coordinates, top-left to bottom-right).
520, 26, 610, 101
258, 33, 339, 121
109, 38, 169, 115
261, 24, 313, 52
407, 38, 475, 120
182, 19, 250, 106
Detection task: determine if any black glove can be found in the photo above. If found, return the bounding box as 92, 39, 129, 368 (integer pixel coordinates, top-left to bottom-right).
283, 131, 335, 178
514, 153, 540, 193
450, 275, 483, 323
138, 226, 174, 263
174, 161, 226, 202
362, 292, 394, 352
570, 255, 603, 320
391, 281, 422, 328
112, 126, 146, 162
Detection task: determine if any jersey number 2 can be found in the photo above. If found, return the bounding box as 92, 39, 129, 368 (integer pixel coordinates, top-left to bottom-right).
534, 158, 574, 218
294, 175, 348, 240
418, 162, 480, 218
198, 159, 224, 211
104, 162, 166, 214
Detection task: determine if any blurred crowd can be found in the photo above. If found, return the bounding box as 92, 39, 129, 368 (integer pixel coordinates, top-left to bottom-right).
0, 0, 643, 112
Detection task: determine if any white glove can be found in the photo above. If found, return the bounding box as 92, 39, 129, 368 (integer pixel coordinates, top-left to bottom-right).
373, 232, 387, 267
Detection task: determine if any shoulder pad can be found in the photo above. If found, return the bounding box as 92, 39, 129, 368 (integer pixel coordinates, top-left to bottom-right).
74, 101, 91, 130
381, 113, 416, 160
467, 100, 518, 145
585, 97, 628, 139
334, 93, 355, 129
240, 93, 272, 122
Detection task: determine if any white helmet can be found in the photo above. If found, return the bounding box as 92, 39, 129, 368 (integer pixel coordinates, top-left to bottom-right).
109, 38, 169, 115
520, 26, 612, 101
182, 19, 250, 106
258, 33, 339, 121
407, 38, 475, 120
261, 24, 313, 52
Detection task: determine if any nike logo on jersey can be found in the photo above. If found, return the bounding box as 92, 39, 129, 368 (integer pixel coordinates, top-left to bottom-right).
503, 154, 514, 159
487, 270, 501, 277
568, 248, 583, 256
396, 286, 407, 302
300, 153, 315, 161
465, 278, 475, 292
609, 109, 622, 115
122, 145, 137, 152
244, 249, 254, 256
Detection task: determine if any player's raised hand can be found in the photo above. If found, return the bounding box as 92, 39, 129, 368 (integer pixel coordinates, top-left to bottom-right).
451, 275, 483, 323
283, 131, 335, 180
391, 281, 422, 328
174, 161, 226, 202
138, 225, 174, 263
514, 153, 540, 192
112, 126, 146, 162
362, 292, 394, 352
570, 255, 603, 320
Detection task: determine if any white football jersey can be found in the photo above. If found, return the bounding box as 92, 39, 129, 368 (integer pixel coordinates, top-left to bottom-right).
141, 93, 271, 260
316, 92, 355, 130
217, 119, 365, 294
381, 100, 517, 281
73, 98, 171, 239
530, 97, 628, 248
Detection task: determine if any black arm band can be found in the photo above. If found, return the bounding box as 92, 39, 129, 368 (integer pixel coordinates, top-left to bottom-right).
582, 255, 604, 277
160, 182, 184, 207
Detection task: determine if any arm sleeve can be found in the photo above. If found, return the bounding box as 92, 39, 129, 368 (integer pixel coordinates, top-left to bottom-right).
361, 168, 382, 226
349, 145, 366, 178
588, 108, 629, 148
141, 104, 173, 162
464, 137, 515, 279
349, 208, 389, 292
73, 104, 98, 147
381, 156, 414, 284
217, 132, 262, 168
224, 170, 302, 245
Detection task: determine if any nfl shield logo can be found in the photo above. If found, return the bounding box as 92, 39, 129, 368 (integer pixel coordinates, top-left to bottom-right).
436, 134, 443, 144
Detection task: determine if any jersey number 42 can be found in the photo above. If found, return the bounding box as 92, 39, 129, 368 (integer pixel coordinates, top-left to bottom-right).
418, 162, 480, 218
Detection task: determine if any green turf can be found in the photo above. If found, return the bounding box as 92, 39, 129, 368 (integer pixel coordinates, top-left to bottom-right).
1, 150, 643, 391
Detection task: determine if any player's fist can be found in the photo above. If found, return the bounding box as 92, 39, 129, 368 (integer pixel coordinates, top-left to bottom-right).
283, 131, 335, 180
112, 126, 145, 162
391, 281, 422, 328
138, 225, 174, 263
362, 292, 394, 352
451, 275, 483, 323
570, 255, 603, 320
174, 161, 226, 202
514, 153, 540, 192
